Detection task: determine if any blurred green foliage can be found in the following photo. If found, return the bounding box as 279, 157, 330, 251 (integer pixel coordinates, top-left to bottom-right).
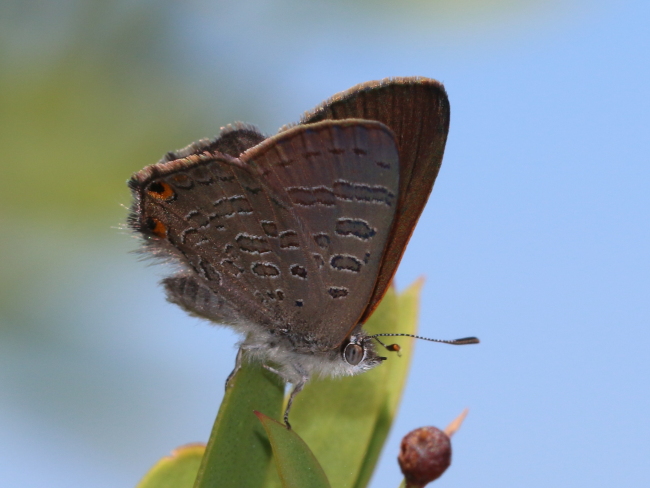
0, 1, 538, 486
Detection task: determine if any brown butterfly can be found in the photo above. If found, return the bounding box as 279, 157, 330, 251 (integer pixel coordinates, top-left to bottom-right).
128, 77, 477, 426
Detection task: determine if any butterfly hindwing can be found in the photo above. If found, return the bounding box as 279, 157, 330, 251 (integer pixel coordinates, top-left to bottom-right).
129, 119, 400, 351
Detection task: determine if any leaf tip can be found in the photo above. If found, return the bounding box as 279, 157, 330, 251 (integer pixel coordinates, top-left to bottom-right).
443, 408, 469, 437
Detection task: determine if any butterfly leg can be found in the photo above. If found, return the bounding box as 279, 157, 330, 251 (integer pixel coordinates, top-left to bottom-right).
283, 378, 307, 429
261, 363, 309, 429
224, 347, 244, 390
225, 345, 261, 390
261, 363, 286, 379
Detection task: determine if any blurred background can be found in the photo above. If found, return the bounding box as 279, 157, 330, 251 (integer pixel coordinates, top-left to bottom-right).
1, 0, 648, 486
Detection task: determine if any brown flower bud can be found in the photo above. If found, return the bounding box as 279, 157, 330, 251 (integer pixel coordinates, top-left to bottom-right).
398, 426, 451, 487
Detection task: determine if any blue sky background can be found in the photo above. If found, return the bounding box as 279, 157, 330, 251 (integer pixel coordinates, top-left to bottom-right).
0, 0, 648, 487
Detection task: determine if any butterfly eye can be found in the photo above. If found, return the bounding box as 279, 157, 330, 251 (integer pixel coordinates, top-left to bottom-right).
343, 343, 364, 365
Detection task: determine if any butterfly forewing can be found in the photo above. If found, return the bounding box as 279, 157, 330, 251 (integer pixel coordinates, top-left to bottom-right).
240, 119, 400, 350
298, 77, 450, 322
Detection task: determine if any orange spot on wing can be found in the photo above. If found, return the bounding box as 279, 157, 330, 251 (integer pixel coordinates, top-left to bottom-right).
146, 217, 168, 238
147, 181, 176, 201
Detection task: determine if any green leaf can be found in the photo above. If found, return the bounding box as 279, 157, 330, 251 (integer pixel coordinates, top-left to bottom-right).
136, 444, 205, 488
193, 361, 285, 488
148, 282, 421, 488
256, 411, 331, 488
264, 282, 422, 488
354, 280, 422, 488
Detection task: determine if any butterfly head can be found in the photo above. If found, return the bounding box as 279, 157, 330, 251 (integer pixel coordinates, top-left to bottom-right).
341, 332, 387, 372
340, 332, 481, 374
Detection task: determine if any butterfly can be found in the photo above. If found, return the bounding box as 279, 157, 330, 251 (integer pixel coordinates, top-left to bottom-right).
128, 77, 476, 426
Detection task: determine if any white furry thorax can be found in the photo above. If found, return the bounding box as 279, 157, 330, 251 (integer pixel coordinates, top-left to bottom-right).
233, 323, 382, 385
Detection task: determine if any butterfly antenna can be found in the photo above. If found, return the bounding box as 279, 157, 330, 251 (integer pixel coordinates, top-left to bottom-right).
370, 333, 479, 353
372, 335, 403, 356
